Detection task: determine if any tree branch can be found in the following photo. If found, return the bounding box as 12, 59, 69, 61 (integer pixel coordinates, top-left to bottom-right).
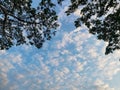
0, 4, 39, 25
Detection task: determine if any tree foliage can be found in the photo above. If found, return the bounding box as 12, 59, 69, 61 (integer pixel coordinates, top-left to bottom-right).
65, 0, 120, 54
0, 0, 120, 55
0, 0, 59, 49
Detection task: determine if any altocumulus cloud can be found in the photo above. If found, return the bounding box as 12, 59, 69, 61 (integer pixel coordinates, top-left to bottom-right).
0, 25, 120, 90
0, 1, 120, 90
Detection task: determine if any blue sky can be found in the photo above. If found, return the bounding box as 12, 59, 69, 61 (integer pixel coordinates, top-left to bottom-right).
0, 0, 120, 90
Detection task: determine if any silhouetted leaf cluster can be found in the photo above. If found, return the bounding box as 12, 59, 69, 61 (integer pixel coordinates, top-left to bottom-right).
0, 0, 59, 49
65, 0, 120, 54
0, 0, 120, 55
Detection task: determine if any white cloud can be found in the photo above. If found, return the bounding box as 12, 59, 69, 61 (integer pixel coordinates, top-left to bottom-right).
0, 3, 120, 90
0, 50, 6, 55
0, 72, 8, 87
0, 53, 24, 89
94, 79, 115, 90
75, 61, 84, 72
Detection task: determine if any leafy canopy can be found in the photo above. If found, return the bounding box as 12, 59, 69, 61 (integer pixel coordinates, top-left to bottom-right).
64, 0, 120, 54
0, 0, 120, 55
0, 0, 59, 49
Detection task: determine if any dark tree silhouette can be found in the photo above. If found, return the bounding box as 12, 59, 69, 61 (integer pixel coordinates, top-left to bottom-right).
64, 0, 120, 54
0, 0, 120, 55
0, 0, 59, 50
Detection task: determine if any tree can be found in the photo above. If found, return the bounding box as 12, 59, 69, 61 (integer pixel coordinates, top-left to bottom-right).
0, 0, 120, 55
64, 0, 120, 54
0, 0, 59, 49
